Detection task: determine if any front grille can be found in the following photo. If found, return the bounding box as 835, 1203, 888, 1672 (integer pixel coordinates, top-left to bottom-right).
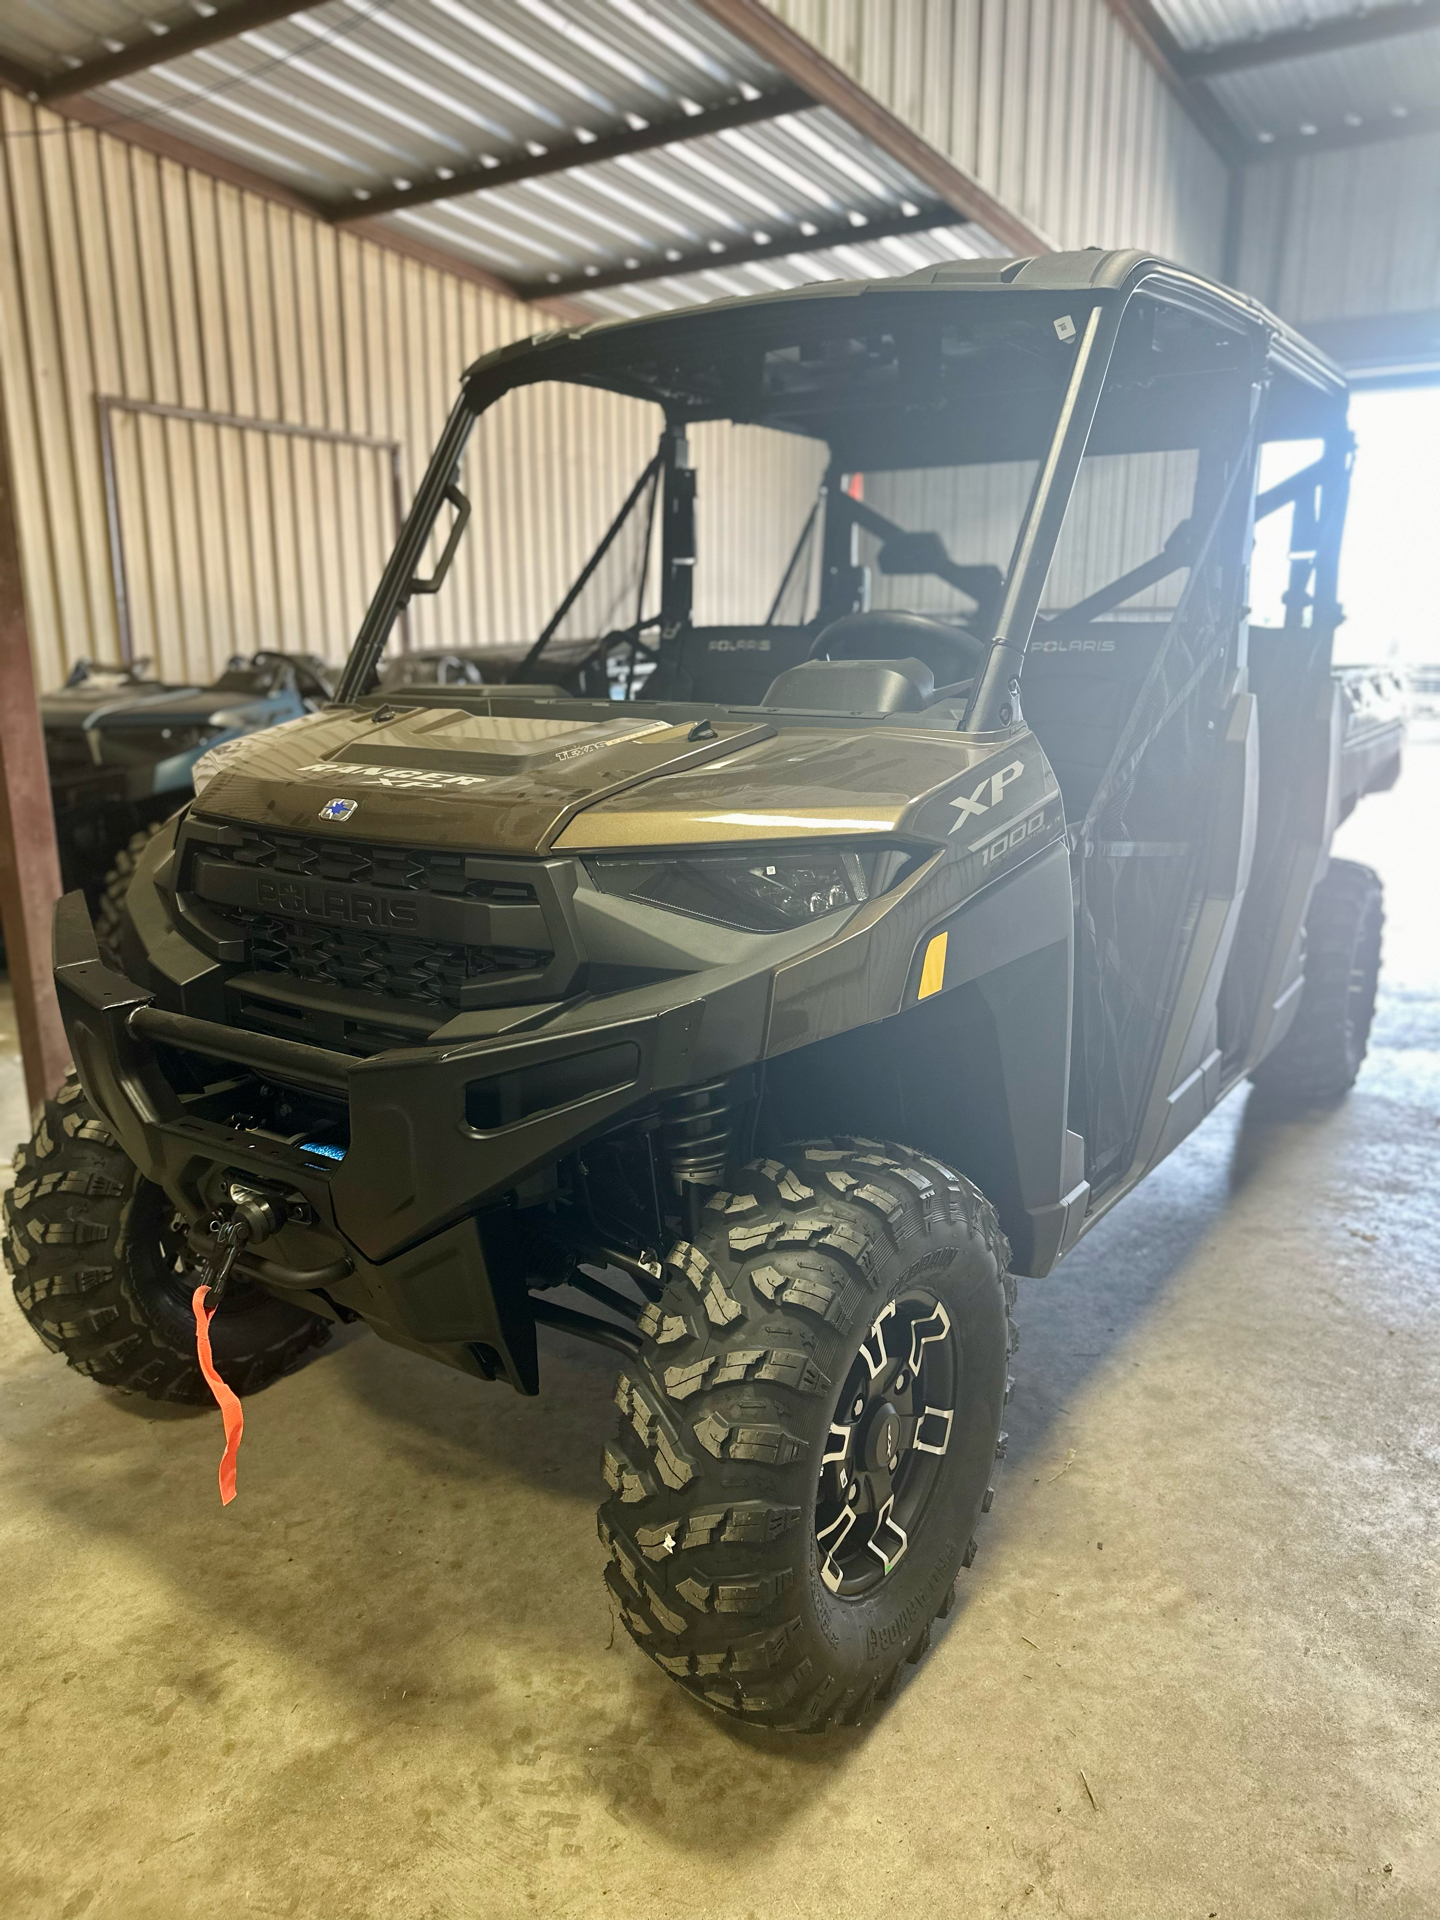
209, 824, 540, 905
186, 824, 563, 1023
239, 910, 548, 1008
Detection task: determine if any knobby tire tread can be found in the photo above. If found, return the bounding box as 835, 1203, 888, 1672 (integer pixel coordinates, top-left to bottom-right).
94, 821, 166, 972
4, 1070, 329, 1403
1252, 858, 1383, 1104
598, 1136, 1015, 1734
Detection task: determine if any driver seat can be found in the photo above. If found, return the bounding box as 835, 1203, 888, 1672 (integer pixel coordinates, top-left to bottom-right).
761, 656, 936, 714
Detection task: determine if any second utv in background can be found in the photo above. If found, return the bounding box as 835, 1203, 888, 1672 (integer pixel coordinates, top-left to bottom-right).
41, 650, 336, 957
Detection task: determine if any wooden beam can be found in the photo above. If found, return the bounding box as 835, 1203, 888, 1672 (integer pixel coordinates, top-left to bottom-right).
1184, 2, 1440, 79
1101, 0, 1252, 164
39, 1, 323, 104
690, 0, 1051, 254
0, 382, 71, 1106
1253, 103, 1440, 160
332, 86, 812, 222
518, 203, 960, 299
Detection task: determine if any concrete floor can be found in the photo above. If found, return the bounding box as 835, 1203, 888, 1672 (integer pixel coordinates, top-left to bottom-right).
1, 740, 1436, 1920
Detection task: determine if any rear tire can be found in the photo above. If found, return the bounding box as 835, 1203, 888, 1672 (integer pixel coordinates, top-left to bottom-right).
4, 1070, 330, 1402
598, 1138, 1015, 1733
1251, 858, 1383, 1104
95, 821, 166, 970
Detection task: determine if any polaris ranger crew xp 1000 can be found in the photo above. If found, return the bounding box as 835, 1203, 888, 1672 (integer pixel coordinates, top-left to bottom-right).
10, 251, 1404, 1733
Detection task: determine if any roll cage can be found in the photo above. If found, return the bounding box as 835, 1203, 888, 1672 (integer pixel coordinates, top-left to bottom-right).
336, 251, 1350, 726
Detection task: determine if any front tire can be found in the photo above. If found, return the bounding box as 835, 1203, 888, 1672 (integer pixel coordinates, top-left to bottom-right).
4, 1071, 330, 1402
598, 1138, 1015, 1733
95, 821, 167, 971
1251, 858, 1384, 1104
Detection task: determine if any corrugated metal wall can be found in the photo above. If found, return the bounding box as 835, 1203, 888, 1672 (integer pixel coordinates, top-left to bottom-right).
868, 448, 1198, 619
1236, 133, 1440, 328
0, 94, 822, 692
0, 8, 1242, 695
767, 0, 1231, 267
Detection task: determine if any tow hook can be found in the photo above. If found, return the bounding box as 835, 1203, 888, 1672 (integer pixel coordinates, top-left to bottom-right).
194, 1182, 297, 1307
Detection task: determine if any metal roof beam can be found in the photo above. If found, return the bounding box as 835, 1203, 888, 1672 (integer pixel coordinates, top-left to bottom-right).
1101, 0, 1252, 164
1253, 101, 1440, 159
515, 204, 961, 300
691, 0, 1051, 254
0, 50, 43, 95
1302, 304, 1440, 382
1183, 2, 1440, 79
38, 1, 323, 104
330, 85, 813, 223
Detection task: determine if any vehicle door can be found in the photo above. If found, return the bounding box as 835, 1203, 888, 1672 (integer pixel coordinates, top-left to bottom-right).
1018, 293, 1264, 1200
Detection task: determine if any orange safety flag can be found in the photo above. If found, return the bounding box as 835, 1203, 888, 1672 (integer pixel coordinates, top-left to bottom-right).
192, 1283, 244, 1505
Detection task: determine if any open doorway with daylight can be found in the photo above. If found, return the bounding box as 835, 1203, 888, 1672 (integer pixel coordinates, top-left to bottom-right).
1336, 385, 1440, 673
1251, 382, 1440, 675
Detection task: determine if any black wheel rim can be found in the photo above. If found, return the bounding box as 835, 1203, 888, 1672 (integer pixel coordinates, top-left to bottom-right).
813, 1290, 960, 1600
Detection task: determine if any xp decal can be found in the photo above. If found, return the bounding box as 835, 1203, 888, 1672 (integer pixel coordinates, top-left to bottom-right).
948, 760, 1025, 830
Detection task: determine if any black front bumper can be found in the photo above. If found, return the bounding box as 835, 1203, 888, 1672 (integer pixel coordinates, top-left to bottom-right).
55, 890, 708, 1391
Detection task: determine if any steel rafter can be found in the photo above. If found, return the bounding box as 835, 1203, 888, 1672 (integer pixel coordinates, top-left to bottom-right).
1183, 2, 1440, 78
0, 50, 41, 95
330, 85, 813, 222
38, 1, 323, 102
516, 204, 961, 300
1254, 101, 1440, 160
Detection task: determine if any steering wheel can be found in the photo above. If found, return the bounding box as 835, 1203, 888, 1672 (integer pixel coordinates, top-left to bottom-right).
809, 611, 987, 688
553, 623, 662, 700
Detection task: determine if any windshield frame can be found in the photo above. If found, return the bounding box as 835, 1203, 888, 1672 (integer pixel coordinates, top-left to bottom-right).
335, 269, 1332, 726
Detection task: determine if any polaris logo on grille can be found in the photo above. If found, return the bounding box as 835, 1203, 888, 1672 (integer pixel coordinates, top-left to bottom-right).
319, 797, 358, 821
255, 879, 420, 929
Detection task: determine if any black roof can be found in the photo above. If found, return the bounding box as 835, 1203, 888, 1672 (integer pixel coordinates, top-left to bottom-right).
464, 249, 1346, 468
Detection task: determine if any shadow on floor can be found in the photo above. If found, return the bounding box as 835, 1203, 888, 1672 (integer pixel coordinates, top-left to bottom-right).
0, 1077, 1344, 1855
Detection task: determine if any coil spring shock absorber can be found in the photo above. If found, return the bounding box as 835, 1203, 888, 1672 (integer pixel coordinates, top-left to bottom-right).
662, 1078, 732, 1234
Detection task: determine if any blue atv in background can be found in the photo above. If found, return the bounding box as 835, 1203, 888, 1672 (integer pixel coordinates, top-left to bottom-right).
40, 650, 336, 961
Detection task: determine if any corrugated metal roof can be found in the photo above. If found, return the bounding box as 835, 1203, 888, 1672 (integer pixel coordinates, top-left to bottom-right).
1157, 0, 1374, 49
383, 104, 988, 291
1149, 0, 1440, 153
570, 217, 995, 321
0, 0, 190, 72
0, 0, 1001, 313
76, 0, 781, 198
1211, 30, 1440, 144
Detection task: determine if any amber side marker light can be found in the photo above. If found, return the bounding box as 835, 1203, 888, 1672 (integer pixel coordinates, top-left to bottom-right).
918, 930, 948, 1000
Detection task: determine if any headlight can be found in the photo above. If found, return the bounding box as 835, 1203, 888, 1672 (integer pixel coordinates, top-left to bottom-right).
587, 844, 908, 933
90, 722, 228, 768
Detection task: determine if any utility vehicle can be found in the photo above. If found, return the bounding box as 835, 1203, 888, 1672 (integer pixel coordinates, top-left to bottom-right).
40, 651, 338, 949
8, 251, 1404, 1733
377, 637, 648, 699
